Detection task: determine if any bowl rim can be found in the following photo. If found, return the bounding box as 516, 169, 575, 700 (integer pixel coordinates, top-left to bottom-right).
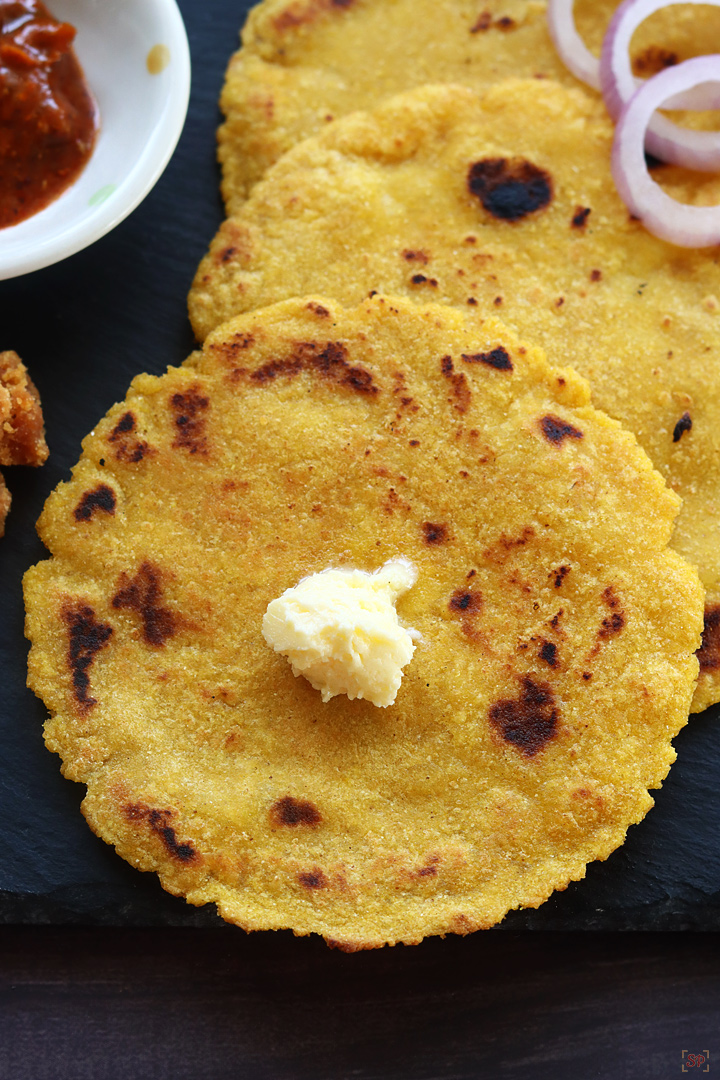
0, 0, 192, 281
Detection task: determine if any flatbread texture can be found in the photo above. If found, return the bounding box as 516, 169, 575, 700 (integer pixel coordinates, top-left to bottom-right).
24, 296, 703, 948
218, 0, 720, 211
190, 79, 720, 711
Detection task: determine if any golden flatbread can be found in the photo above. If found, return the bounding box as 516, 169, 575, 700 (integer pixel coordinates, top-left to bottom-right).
190, 79, 720, 710
218, 0, 720, 210
24, 296, 703, 947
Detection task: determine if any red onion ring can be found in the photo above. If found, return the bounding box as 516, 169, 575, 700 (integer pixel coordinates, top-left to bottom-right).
548, 0, 719, 104
546, 0, 601, 90
601, 0, 720, 170
612, 56, 720, 246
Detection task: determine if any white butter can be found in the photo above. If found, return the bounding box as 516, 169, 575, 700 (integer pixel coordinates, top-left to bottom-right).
262, 558, 419, 707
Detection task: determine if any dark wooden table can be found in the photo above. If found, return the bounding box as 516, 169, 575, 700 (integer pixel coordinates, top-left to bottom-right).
1, 928, 718, 1079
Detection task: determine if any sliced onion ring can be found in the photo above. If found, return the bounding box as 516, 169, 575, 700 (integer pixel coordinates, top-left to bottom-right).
548, 0, 720, 168
548, 0, 720, 105
613, 57, 720, 246
601, 0, 720, 169
546, 0, 602, 90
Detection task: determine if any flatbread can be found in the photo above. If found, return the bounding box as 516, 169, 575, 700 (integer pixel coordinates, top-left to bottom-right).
24, 296, 703, 947
218, 0, 720, 211
190, 79, 720, 710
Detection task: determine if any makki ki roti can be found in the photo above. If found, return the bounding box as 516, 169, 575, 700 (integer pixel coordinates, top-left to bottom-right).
24, 295, 704, 947
218, 0, 720, 211
189, 79, 720, 711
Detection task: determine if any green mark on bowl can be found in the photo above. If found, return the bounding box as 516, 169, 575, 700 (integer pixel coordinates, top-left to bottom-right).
88, 184, 117, 207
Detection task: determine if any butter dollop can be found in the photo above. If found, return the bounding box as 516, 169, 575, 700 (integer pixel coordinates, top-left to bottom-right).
262, 558, 419, 707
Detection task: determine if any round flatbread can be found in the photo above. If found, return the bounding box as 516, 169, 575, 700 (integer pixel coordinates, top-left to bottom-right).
25, 296, 702, 947
218, 0, 720, 210
190, 79, 720, 711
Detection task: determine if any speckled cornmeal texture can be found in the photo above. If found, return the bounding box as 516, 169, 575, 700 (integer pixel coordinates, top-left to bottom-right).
25, 297, 703, 948
190, 80, 720, 711
218, 0, 720, 211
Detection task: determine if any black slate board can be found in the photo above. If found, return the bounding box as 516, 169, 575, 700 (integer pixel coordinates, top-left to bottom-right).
1, 0, 719, 932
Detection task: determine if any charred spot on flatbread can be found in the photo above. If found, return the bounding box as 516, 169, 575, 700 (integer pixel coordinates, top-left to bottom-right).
467, 158, 553, 222
410, 273, 438, 287
124, 803, 199, 864
488, 676, 559, 756
61, 601, 113, 710
298, 868, 328, 889
673, 412, 692, 442
109, 411, 152, 464
449, 587, 484, 642
540, 415, 584, 446
551, 566, 570, 589
74, 484, 116, 522
462, 347, 513, 371
449, 588, 482, 614
598, 586, 626, 640
632, 44, 678, 76
422, 521, 449, 545
470, 13, 516, 32
539, 640, 558, 668
111, 562, 178, 647
469, 10, 492, 32
403, 249, 429, 264
572, 206, 591, 229
441, 355, 471, 412
249, 341, 379, 397
170, 387, 210, 455
271, 796, 323, 827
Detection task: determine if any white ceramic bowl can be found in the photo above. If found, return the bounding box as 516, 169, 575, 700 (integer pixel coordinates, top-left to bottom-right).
0, 0, 191, 281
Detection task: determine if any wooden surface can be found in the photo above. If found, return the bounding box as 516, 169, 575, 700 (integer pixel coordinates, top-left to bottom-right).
1, 928, 718, 1079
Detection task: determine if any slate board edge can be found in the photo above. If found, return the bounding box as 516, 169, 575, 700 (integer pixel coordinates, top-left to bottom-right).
3, 886, 720, 931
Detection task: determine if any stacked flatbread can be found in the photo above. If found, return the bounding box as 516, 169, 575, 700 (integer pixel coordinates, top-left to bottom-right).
193, 2, 720, 714
24, 297, 704, 947
24, 0, 719, 945
217, 0, 720, 210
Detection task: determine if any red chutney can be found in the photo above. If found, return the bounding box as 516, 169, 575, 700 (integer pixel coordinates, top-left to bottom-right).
0, 0, 98, 228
